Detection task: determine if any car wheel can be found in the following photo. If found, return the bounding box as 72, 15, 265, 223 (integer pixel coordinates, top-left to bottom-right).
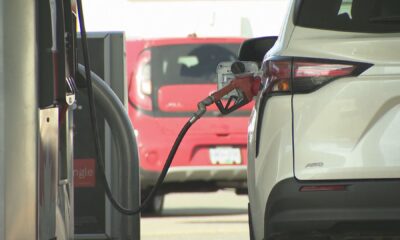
142, 193, 164, 216
235, 188, 248, 195
248, 203, 255, 240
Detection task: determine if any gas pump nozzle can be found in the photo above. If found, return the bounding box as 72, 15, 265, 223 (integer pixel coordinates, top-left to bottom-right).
212, 61, 261, 115
191, 61, 261, 123
211, 74, 261, 114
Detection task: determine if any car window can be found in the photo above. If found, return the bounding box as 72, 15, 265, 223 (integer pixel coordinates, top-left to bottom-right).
178, 56, 199, 68
150, 43, 240, 87
296, 0, 400, 33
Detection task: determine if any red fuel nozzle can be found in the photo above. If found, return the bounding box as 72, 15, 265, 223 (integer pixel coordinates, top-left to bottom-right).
211, 75, 261, 115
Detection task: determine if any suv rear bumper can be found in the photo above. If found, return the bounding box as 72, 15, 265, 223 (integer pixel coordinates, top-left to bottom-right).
263, 178, 400, 240
165, 165, 247, 182
141, 166, 247, 191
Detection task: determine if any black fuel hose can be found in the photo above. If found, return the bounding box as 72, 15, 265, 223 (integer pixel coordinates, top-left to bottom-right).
77, 65, 139, 213
77, 0, 207, 215
77, 65, 195, 214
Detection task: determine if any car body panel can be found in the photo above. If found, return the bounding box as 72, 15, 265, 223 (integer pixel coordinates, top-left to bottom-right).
247, 95, 293, 240
279, 17, 400, 181
126, 37, 250, 191
247, 0, 400, 239
261, 1, 400, 181
279, 27, 400, 64
129, 109, 249, 188
157, 83, 253, 113
294, 75, 400, 180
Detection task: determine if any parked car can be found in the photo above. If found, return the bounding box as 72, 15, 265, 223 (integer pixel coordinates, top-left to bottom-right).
243, 0, 400, 239
126, 36, 250, 214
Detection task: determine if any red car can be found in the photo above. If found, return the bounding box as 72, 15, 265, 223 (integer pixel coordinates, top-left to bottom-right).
126, 37, 251, 214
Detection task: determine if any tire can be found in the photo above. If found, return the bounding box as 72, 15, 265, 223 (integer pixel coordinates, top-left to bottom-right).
142, 193, 165, 216
235, 187, 248, 195
248, 203, 255, 240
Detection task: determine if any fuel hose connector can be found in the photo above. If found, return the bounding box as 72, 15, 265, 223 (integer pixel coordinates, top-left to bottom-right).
190, 96, 215, 124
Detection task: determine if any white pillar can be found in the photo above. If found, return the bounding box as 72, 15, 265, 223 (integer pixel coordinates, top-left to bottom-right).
0, 0, 37, 239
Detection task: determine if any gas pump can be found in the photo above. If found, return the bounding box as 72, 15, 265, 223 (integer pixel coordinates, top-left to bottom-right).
0, 0, 77, 239
0, 0, 136, 239
37, 0, 77, 239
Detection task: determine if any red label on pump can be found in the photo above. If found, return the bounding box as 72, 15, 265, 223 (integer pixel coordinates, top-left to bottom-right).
74, 158, 96, 188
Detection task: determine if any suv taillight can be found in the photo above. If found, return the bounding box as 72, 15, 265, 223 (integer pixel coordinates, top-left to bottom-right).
264, 58, 372, 93
265, 60, 291, 92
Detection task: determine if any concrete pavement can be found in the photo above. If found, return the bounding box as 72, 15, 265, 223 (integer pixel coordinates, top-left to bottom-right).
141, 190, 249, 240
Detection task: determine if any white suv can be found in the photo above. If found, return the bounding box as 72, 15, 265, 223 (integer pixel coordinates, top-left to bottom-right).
243, 0, 400, 239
